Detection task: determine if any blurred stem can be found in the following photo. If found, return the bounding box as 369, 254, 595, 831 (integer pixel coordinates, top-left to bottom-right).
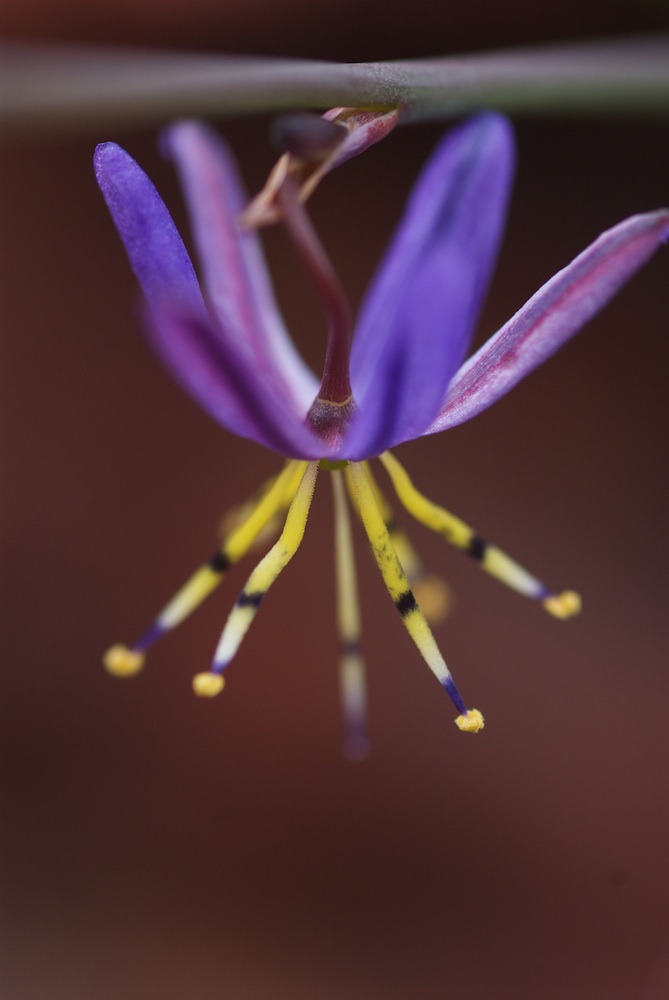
2, 35, 669, 136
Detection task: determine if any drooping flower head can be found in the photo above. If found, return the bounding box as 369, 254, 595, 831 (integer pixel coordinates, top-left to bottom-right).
95, 111, 668, 756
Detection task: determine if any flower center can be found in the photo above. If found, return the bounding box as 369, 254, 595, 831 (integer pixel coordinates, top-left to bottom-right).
277, 177, 356, 445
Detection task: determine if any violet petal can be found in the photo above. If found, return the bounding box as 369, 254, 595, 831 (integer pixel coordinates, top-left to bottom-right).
426, 209, 669, 434
94, 141, 204, 315
146, 306, 325, 458
162, 120, 319, 414
95, 141, 320, 452
344, 113, 514, 459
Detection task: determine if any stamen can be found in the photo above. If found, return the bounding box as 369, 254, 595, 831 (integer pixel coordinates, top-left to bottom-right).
200, 461, 319, 685
345, 462, 482, 731
363, 462, 452, 624
102, 461, 306, 674
455, 709, 485, 733
379, 451, 582, 617
277, 176, 355, 444
103, 644, 145, 678
542, 590, 582, 619
192, 673, 225, 698
331, 469, 369, 760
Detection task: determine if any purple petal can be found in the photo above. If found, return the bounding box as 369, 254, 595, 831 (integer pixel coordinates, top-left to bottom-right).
94, 142, 245, 440
94, 141, 204, 315
95, 140, 319, 452
344, 113, 515, 459
425, 209, 669, 434
146, 305, 325, 458
162, 120, 319, 413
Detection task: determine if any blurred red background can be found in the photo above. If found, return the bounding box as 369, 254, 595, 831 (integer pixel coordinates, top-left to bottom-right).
1, 3, 668, 999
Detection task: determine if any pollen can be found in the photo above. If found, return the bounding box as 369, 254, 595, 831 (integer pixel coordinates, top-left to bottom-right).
192, 672, 225, 697
542, 589, 582, 619
455, 709, 485, 733
103, 644, 145, 677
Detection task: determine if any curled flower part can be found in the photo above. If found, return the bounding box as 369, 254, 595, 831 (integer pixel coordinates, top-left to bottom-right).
240, 106, 401, 229
95, 113, 668, 750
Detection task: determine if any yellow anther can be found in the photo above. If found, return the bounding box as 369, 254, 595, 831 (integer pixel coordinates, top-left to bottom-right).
455, 709, 485, 733
103, 644, 145, 678
412, 575, 452, 624
543, 590, 582, 620
192, 673, 225, 698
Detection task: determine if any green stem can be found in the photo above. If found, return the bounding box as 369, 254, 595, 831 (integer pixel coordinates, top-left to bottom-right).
3, 36, 669, 136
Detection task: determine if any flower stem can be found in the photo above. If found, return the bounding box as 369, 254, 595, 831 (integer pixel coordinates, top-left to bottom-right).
5, 39, 669, 134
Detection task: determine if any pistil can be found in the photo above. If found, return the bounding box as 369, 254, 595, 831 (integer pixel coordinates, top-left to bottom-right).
277, 177, 356, 446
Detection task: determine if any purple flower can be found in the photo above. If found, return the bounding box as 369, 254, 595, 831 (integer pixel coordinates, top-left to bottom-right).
95, 114, 668, 755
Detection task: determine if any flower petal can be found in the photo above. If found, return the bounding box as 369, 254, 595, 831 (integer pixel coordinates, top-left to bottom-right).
94, 141, 204, 314
343, 113, 515, 459
425, 209, 669, 434
162, 120, 319, 414
146, 305, 325, 458
95, 141, 320, 453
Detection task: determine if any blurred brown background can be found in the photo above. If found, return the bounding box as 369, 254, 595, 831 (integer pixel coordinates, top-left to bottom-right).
1, 3, 668, 999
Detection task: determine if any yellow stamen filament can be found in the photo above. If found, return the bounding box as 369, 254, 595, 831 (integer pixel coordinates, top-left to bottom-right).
380, 450, 578, 611
103, 644, 145, 677
363, 462, 451, 624
346, 462, 477, 726
102, 462, 308, 682
455, 709, 485, 733
331, 469, 368, 758
192, 673, 225, 698
332, 470, 362, 649
156, 460, 307, 632
339, 653, 368, 758
204, 461, 319, 677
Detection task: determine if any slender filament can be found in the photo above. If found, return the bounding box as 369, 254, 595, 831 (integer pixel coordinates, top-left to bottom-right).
193, 461, 319, 692
362, 462, 452, 623
103, 460, 306, 677
345, 461, 483, 731
331, 469, 369, 760
379, 451, 581, 618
